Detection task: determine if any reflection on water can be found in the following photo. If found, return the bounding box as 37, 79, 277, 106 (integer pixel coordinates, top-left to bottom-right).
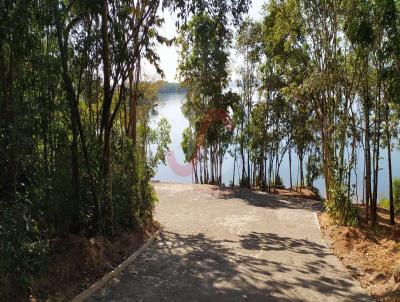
151, 93, 400, 200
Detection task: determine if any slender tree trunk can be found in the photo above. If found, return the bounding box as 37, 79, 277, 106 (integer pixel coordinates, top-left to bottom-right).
259, 154, 264, 189
54, 7, 81, 232
289, 146, 293, 190
372, 105, 381, 224
385, 99, 395, 225
101, 0, 113, 236
0, 45, 17, 203
240, 145, 245, 185
364, 55, 372, 224
232, 147, 236, 187
247, 149, 250, 188
128, 59, 140, 145
299, 153, 304, 189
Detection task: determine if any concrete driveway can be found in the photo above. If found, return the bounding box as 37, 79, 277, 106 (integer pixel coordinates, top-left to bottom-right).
89, 182, 371, 302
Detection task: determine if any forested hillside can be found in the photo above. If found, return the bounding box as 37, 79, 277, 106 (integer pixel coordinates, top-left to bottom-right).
157, 81, 187, 94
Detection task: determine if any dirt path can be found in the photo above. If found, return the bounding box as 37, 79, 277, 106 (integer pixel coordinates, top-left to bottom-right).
89, 183, 371, 302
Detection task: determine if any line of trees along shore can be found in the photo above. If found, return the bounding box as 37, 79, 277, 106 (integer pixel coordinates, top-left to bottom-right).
0, 0, 250, 298
179, 0, 400, 227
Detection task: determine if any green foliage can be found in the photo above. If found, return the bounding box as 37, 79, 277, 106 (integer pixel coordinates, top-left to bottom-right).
177, 12, 237, 185
325, 181, 358, 227
392, 178, 400, 212
178, 13, 229, 98
378, 179, 400, 212
379, 178, 400, 212
157, 81, 187, 94
306, 153, 322, 187
0, 2, 171, 297
379, 197, 390, 210
181, 127, 197, 163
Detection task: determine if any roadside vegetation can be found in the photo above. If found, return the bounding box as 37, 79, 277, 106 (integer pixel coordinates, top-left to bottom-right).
0, 0, 249, 300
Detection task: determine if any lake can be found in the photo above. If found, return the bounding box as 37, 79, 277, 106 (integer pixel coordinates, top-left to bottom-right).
152, 93, 400, 200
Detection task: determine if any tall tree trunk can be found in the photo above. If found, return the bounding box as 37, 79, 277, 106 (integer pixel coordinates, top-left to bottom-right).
289, 146, 293, 190
364, 55, 372, 224
372, 94, 381, 224
247, 147, 251, 188
0, 46, 17, 203
210, 145, 214, 184
385, 98, 395, 225
232, 147, 236, 187
128, 59, 140, 146
299, 153, 304, 189
101, 0, 113, 236
54, 6, 80, 233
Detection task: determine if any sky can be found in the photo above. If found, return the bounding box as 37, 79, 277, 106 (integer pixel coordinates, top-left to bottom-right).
143, 0, 265, 82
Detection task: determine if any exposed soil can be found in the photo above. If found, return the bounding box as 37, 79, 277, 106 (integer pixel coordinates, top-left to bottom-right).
318, 207, 400, 301
271, 187, 321, 200
218, 184, 320, 201
27, 220, 160, 302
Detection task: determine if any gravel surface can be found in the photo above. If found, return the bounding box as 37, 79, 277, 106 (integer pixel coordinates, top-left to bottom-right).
89, 182, 371, 302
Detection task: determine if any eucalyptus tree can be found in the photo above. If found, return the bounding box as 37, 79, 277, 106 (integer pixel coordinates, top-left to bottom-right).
259, 0, 315, 191
178, 13, 238, 184
373, 0, 400, 225
299, 0, 341, 201
256, 0, 362, 224
235, 19, 262, 187
344, 0, 400, 224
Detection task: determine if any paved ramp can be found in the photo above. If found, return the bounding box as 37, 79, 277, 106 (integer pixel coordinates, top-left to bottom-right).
89, 183, 371, 302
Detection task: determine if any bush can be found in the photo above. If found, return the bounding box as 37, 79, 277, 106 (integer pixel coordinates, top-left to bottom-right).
393, 178, 400, 212
325, 181, 358, 226
379, 197, 390, 210
275, 175, 284, 186
379, 179, 400, 213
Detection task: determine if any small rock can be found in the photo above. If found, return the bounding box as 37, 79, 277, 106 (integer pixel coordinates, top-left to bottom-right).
110, 277, 120, 285
393, 266, 400, 283
370, 272, 388, 284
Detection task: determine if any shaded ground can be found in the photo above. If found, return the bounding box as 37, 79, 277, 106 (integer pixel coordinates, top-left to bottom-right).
27, 222, 158, 302
319, 206, 400, 301
89, 183, 371, 302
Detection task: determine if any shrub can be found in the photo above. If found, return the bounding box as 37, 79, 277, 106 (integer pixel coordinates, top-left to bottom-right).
379, 179, 400, 213
325, 181, 358, 226
393, 178, 400, 212
379, 197, 390, 210
275, 175, 283, 186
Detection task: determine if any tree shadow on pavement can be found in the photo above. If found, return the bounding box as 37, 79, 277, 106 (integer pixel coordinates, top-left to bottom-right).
90, 230, 370, 302
240, 231, 330, 257
206, 186, 324, 212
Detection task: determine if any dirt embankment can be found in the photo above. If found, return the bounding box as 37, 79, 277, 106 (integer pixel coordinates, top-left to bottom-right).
271, 187, 321, 200
319, 208, 400, 301
27, 220, 160, 302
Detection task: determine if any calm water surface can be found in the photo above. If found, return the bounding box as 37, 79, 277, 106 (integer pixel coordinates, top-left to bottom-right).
152, 93, 400, 200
